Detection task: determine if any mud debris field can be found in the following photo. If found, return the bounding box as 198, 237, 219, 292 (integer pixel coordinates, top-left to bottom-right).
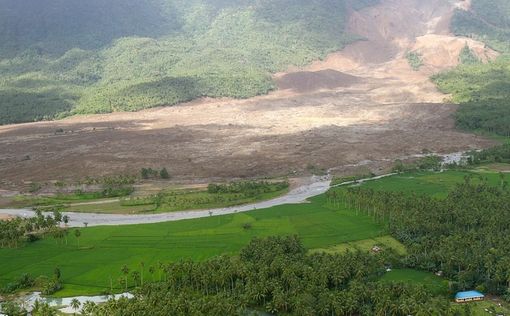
0, 0, 496, 189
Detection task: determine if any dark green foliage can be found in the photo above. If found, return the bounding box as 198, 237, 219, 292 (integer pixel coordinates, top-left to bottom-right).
0, 210, 66, 249
406, 51, 423, 70
456, 99, 510, 136
0, 0, 378, 124
467, 144, 510, 164
332, 182, 510, 294
459, 44, 480, 65
452, 0, 510, 52
90, 236, 450, 315
0, 0, 178, 56
438, 0, 510, 136
41, 278, 63, 295
141, 168, 170, 180
160, 168, 170, 179
0, 273, 35, 294
392, 156, 442, 173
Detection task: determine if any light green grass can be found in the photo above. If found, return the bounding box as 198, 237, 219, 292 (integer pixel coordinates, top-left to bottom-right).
380, 269, 448, 295
311, 235, 406, 255
359, 169, 504, 198
0, 195, 384, 296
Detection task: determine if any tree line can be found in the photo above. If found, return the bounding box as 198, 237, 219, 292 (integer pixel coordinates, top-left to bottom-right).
0, 210, 69, 249
71, 236, 456, 316
327, 180, 510, 296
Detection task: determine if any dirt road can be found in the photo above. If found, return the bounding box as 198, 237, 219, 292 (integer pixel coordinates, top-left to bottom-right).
0, 0, 496, 190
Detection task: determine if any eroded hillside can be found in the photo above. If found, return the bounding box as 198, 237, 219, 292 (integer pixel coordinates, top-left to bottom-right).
0, 0, 496, 190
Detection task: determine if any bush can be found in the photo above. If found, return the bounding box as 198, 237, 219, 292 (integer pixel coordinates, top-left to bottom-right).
0, 273, 35, 294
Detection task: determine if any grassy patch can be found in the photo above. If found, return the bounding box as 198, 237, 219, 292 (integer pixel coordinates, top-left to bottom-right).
357, 170, 504, 198
0, 194, 384, 296
312, 235, 406, 255
380, 269, 448, 295
452, 300, 510, 316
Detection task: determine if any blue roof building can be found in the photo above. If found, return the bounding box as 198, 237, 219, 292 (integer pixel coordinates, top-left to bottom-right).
455, 290, 485, 303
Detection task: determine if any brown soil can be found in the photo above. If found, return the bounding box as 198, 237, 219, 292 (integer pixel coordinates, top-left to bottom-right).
0, 0, 498, 190
275, 70, 362, 93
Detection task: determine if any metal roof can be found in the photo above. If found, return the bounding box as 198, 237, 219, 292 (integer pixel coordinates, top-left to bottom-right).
455, 291, 485, 299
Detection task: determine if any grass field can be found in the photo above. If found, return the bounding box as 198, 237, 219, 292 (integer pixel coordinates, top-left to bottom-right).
357, 169, 505, 198
311, 235, 407, 255
0, 195, 384, 296
380, 269, 448, 295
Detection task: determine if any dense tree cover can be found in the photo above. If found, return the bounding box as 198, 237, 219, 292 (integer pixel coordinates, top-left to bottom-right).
433, 55, 510, 136
328, 181, 510, 296
0, 210, 66, 249
466, 143, 510, 165
433, 57, 510, 136
76, 236, 454, 316
452, 0, 510, 52
435, 0, 510, 136
0, 0, 379, 125
392, 156, 443, 173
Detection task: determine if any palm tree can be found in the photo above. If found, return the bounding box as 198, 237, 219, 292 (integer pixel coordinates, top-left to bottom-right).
74, 229, 81, 247
121, 265, 130, 291
149, 265, 155, 281
81, 301, 96, 316
131, 271, 141, 287
62, 215, 70, 227
140, 261, 145, 286
70, 298, 81, 314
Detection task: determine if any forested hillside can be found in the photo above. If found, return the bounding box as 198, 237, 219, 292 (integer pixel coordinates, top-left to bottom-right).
0, 0, 378, 125
434, 0, 510, 136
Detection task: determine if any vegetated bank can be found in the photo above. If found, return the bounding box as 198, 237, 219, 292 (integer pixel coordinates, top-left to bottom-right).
0, 0, 379, 125
7, 174, 290, 215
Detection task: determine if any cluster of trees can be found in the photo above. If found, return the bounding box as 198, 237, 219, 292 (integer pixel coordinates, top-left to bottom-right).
406, 51, 423, 71
122, 180, 289, 212
0, 0, 379, 125
392, 155, 443, 173
1, 268, 63, 296
207, 180, 289, 195
140, 167, 170, 180
327, 180, 510, 295
467, 144, 510, 165
71, 236, 454, 315
1, 300, 59, 316
0, 210, 68, 248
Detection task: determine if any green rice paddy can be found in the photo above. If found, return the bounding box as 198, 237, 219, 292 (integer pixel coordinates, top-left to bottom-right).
1, 165, 508, 297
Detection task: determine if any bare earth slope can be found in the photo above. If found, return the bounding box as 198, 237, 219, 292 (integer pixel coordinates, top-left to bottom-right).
0, 0, 496, 189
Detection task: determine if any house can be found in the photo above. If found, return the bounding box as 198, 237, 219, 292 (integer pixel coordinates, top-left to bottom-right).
455, 290, 485, 303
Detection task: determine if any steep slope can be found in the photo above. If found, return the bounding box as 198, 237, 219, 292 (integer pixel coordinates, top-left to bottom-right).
0, 0, 377, 125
